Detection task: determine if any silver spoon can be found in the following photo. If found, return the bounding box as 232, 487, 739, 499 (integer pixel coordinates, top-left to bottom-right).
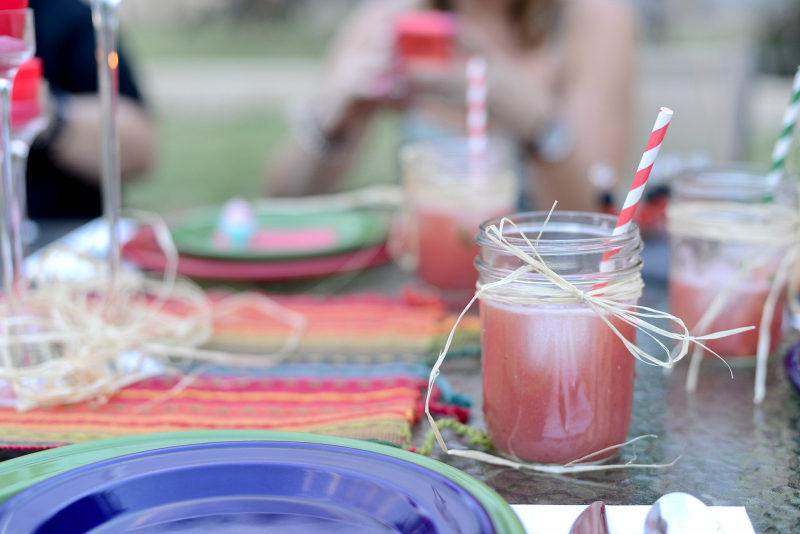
644, 492, 725, 534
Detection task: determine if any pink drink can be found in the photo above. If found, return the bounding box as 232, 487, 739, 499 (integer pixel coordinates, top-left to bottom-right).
0, 35, 30, 72
666, 167, 798, 361
481, 301, 636, 464
0, 35, 27, 53
416, 204, 506, 290
669, 272, 784, 358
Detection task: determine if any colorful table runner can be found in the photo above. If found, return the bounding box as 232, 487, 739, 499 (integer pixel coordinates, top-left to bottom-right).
0, 290, 478, 451
0, 363, 469, 451
208, 289, 480, 363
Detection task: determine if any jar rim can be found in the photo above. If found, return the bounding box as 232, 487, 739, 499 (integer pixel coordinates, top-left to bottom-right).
475, 211, 641, 255
475, 259, 645, 285
401, 135, 513, 154
672, 162, 796, 192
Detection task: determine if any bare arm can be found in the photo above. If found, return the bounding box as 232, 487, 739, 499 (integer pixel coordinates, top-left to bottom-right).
266, 1, 406, 197
530, 0, 636, 211
47, 94, 156, 185
267, 101, 377, 197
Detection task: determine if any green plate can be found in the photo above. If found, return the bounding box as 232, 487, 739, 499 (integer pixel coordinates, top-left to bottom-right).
171, 207, 388, 260
0, 430, 524, 533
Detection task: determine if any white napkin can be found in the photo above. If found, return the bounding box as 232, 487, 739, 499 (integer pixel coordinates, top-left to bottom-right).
24, 218, 137, 280
511, 504, 755, 534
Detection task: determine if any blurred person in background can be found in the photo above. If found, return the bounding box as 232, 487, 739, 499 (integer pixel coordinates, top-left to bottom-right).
267, 0, 636, 212
28, 0, 155, 219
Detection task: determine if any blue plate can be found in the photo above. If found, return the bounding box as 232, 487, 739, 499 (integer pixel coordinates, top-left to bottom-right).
0, 440, 500, 533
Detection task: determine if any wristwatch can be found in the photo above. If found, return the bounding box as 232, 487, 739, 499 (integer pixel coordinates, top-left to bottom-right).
33, 90, 68, 150
532, 119, 573, 163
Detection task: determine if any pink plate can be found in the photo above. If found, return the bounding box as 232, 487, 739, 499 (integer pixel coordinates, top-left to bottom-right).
122, 228, 390, 282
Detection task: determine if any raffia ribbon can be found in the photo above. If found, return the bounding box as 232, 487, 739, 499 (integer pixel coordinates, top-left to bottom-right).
425, 214, 753, 473
0, 210, 307, 412
667, 201, 800, 403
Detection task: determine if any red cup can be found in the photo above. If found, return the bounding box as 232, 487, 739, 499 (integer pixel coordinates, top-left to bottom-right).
11, 56, 41, 127
395, 11, 457, 64
0, 0, 27, 9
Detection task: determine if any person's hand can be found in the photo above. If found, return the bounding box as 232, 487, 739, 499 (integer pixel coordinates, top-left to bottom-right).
312, 3, 406, 136
404, 20, 558, 140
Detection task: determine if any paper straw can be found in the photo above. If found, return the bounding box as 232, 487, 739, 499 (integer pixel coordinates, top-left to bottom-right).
600, 107, 673, 268
765, 67, 800, 188
466, 55, 487, 165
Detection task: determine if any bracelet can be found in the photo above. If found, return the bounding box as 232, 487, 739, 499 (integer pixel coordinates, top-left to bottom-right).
530, 118, 573, 163
285, 98, 349, 161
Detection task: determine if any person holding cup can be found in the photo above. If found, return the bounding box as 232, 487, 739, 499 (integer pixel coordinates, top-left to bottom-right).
266, 0, 636, 213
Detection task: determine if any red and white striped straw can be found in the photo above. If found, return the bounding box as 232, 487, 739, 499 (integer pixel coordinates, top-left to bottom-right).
600, 107, 673, 267
466, 55, 487, 164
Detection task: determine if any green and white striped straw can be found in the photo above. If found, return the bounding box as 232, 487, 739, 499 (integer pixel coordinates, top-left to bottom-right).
765, 66, 800, 189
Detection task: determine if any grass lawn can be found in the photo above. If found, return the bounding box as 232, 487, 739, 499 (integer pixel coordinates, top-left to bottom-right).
123, 111, 286, 213
124, 15, 329, 60
123, 109, 402, 213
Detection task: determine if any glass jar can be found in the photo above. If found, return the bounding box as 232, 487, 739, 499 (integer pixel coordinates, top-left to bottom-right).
667, 165, 798, 361
400, 137, 518, 291
475, 212, 643, 464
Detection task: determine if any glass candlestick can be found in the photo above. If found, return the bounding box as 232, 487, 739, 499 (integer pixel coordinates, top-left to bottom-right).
10, 56, 47, 265
11, 116, 48, 265
0, 8, 34, 317
90, 0, 122, 318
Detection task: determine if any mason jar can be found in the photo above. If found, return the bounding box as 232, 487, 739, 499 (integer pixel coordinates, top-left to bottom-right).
667, 165, 798, 361
475, 212, 643, 464
400, 137, 518, 291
